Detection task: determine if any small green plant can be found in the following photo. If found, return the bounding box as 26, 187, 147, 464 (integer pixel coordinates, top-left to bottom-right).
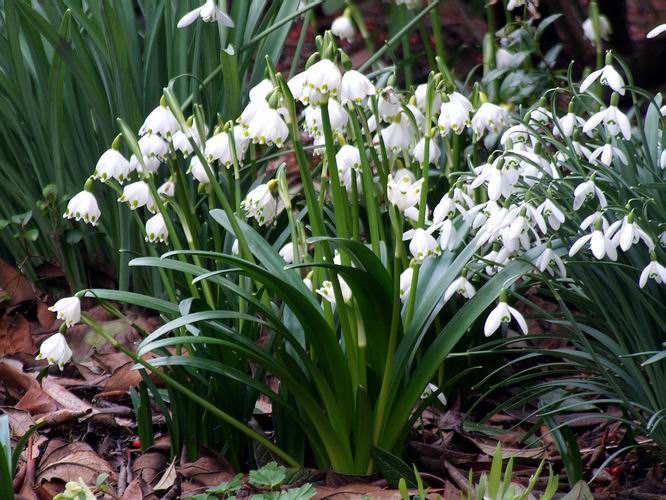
0, 414, 42, 500
467, 443, 559, 500
398, 465, 434, 500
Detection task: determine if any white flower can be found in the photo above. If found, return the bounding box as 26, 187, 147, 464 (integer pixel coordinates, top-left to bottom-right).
139, 133, 168, 160
336, 145, 361, 174
340, 70, 375, 105
64, 191, 101, 226
438, 219, 458, 251
444, 275, 476, 302
409, 228, 440, 261
177, 0, 234, 28
279, 242, 294, 264
145, 213, 168, 244
231, 239, 239, 256
583, 15, 612, 42
241, 182, 279, 226
647, 24, 666, 39
249, 79, 274, 103
331, 14, 354, 42
158, 179, 175, 198
537, 199, 565, 230
607, 215, 654, 252
639, 257, 666, 287
553, 112, 585, 138
247, 107, 289, 147
130, 154, 160, 174
189, 157, 210, 184
573, 178, 607, 211
580, 65, 625, 95
287, 71, 310, 103
569, 222, 617, 261
94, 149, 130, 183
377, 89, 402, 121
484, 296, 528, 337
661, 150, 666, 170
48, 297, 81, 327
317, 277, 352, 304
412, 138, 440, 164
36, 333, 72, 370
172, 130, 194, 156
305, 59, 342, 100
414, 84, 442, 115
139, 103, 179, 137
438, 99, 471, 135
536, 247, 566, 277
381, 118, 413, 151
495, 48, 522, 70
583, 104, 631, 139
118, 181, 156, 212
399, 267, 414, 303
387, 171, 423, 212
589, 142, 627, 166
507, 0, 526, 10
421, 383, 447, 406
471, 103, 509, 138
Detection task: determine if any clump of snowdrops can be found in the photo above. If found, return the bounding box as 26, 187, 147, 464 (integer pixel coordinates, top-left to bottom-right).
41, 4, 666, 473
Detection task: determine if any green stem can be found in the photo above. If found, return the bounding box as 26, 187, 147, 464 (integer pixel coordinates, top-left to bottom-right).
82, 314, 299, 467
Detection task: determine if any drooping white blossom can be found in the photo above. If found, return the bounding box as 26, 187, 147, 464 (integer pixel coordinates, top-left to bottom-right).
36, 333, 72, 370
49, 297, 81, 327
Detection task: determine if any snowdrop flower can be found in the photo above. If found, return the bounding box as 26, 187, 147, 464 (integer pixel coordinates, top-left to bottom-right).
145, 213, 168, 244
536, 245, 567, 277
537, 199, 565, 230
639, 253, 666, 287
381, 118, 413, 151
444, 274, 476, 302
336, 145, 361, 174
64, 190, 101, 226
139, 133, 168, 160
205, 132, 231, 163
118, 181, 156, 212
49, 297, 81, 327
387, 171, 423, 212
331, 13, 354, 42
287, 71, 309, 103
247, 107, 289, 147
589, 141, 627, 166
581, 211, 610, 232
438, 219, 458, 251
507, 0, 526, 10
399, 267, 414, 303
569, 218, 617, 260
484, 289, 528, 337
36, 333, 72, 370
438, 99, 471, 135
139, 101, 179, 137
530, 104, 552, 127
647, 24, 666, 39
495, 48, 521, 70
305, 59, 342, 100
177, 0, 234, 29
573, 178, 607, 210
501, 124, 531, 147
279, 242, 294, 264
94, 148, 130, 183
607, 213, 654, 252
248, 79, 274, 103
241, 181, 279, 226
377, 89, 402, 121
412, 138, 440, 164
414, 84, 441, 115
408, 228, 440, 262
231, 239, 239, 256
553, 105, 585, 138
580, 64, 625, 95
471, 103, 509, 138
340, 70, 375, 105
158, 179, 175, 198
421, 383, 447, 406
317, 277, 352, 304
583, 15, 612, 43
189, 157, 210, 185
661, 150, 666, 170
129, 154, 160, 175
172, 130, 194, 156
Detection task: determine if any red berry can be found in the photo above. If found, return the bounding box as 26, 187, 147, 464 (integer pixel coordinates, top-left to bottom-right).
608, 466, 623, 477
131, 438, 141, 448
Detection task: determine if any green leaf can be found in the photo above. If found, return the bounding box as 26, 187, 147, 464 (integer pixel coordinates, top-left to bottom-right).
21, 229, 39, 241
207, 473, 243, 494
371, 447, 418, 488
249, 462, 287, 489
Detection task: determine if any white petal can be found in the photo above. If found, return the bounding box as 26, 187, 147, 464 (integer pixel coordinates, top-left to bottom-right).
508, 306, 528, 334
569, 234, 591, 256
580, 69, 602, 94
647, 24, 666, 39
484, 304, 504, 337
177, 7, 203, 28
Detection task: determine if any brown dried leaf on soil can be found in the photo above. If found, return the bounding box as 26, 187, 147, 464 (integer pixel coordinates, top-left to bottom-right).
0, 315, 36, 356
132, 451, 169, 485
178, 452, 235, 497
0, 259, 40, 305
36, 439, 115, 485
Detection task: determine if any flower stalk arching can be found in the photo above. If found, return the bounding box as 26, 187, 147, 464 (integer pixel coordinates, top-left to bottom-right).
80, 313, 300, 468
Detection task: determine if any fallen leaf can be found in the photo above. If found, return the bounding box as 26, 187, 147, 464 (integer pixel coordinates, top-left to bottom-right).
153, 458, 177, 491
0, 315, 36, 356
133, 451, 168, 484
178, 453, 234, 488
0, 259, 40, 305
36, 439, 115, 485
